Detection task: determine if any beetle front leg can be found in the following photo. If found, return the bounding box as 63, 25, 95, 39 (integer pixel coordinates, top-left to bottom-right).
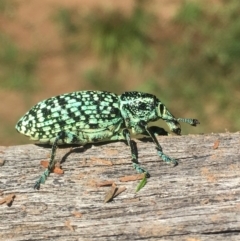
139, 121, 178, 166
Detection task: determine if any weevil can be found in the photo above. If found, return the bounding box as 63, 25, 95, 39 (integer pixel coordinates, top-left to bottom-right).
16, 91, 200, 189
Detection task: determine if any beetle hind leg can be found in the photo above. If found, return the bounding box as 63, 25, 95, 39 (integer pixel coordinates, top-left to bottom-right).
34, 131, 81, 190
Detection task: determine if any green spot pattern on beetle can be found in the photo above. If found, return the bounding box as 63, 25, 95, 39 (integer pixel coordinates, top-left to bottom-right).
16, 90, 200, 190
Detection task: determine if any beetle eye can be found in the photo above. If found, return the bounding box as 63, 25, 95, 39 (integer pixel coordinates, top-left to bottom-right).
158, 103, 164, 116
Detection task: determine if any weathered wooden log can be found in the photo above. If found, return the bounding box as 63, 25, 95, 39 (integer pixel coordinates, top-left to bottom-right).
0, 133, 240, 240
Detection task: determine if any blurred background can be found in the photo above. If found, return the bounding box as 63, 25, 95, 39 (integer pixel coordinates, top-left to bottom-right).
0, 0, 240, 145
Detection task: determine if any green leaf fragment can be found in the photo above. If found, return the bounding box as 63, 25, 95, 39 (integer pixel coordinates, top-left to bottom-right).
135, 173, 147, 192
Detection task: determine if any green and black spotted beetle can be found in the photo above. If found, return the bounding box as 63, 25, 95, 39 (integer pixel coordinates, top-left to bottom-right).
16, 91, 200, 189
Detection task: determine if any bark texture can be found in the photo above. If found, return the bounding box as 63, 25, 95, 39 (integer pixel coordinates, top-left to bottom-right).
0, 133, 240, 240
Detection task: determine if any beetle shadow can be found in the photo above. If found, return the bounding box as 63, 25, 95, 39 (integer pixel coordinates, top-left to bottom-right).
60, 126, 169, 162
35, 143, 93, 164
34, 126, 168, 164
35, 141, 135, 164
137, 126, 169, 143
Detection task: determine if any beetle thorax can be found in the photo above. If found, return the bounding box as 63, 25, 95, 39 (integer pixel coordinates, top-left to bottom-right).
119, 92, 159, 127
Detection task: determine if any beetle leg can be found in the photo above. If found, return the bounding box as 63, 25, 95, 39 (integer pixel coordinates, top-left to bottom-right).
121, 129, 150, 177
139, 121, 178, 166
34, 131, 80, 190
